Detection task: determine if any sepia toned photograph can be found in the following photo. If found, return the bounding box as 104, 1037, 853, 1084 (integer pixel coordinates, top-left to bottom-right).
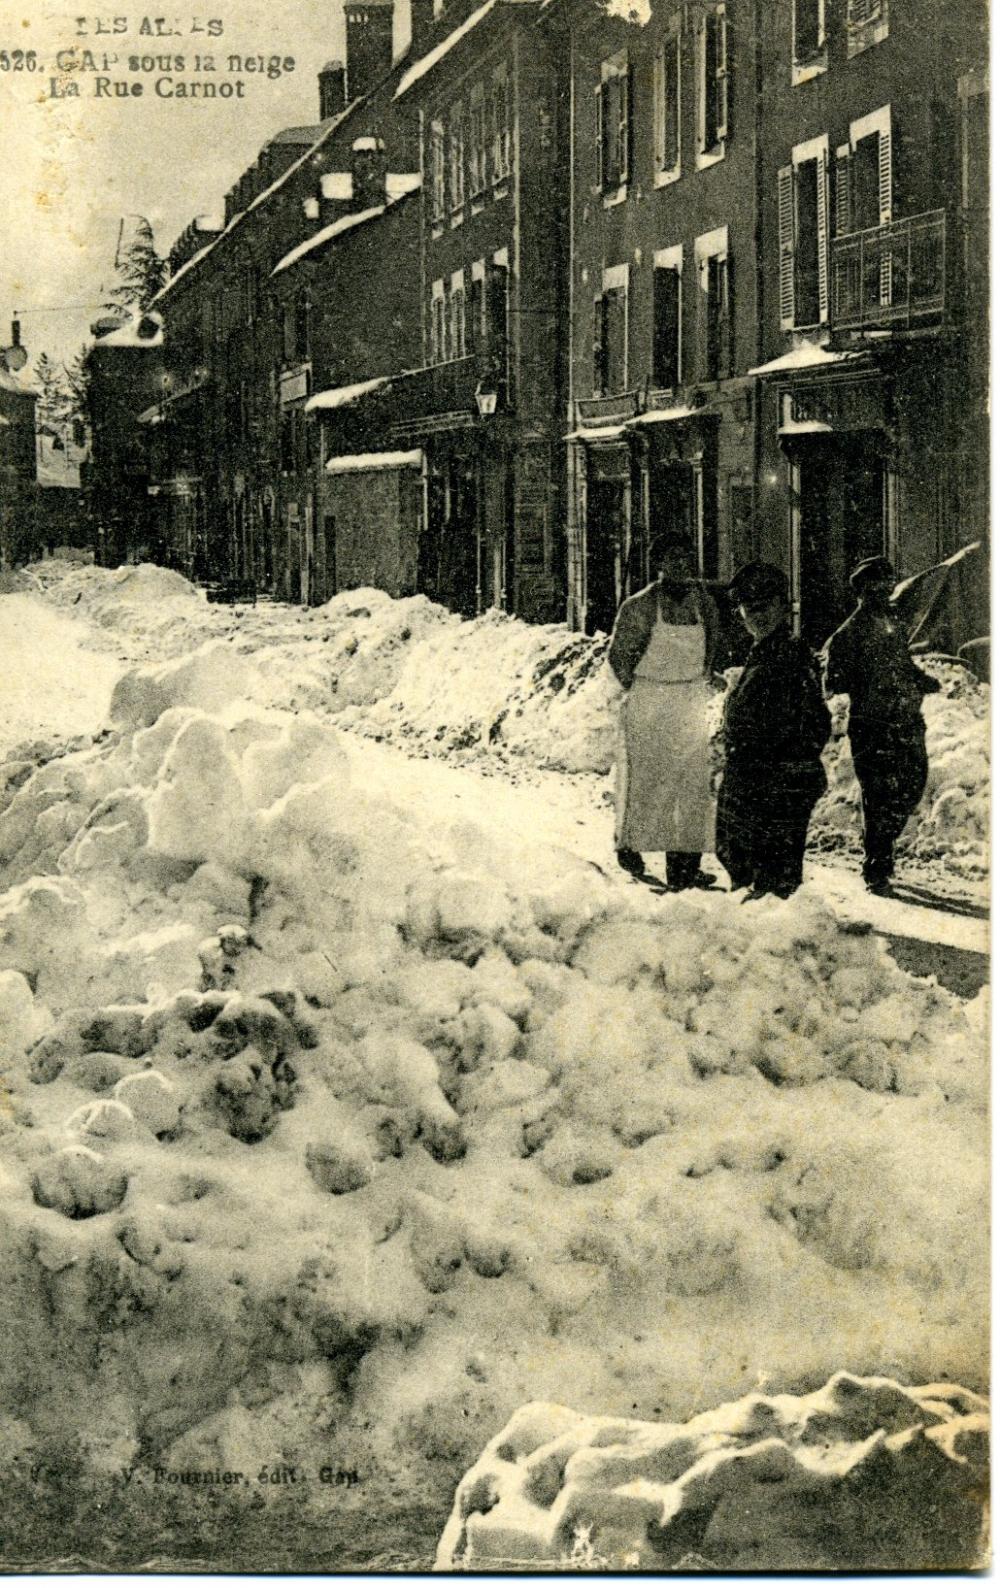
0, 0, 989, 1573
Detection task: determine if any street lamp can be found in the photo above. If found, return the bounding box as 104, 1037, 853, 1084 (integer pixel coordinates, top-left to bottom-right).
474, 376, 499, 418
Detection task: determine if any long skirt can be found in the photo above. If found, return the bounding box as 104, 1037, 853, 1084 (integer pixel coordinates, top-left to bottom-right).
615, 678, 715, 853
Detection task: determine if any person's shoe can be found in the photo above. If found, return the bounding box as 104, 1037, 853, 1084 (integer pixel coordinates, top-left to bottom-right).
865, 877, 893, 897
742, 884, 774, 903
616, 849, 645, 877
689, 869, 718, 890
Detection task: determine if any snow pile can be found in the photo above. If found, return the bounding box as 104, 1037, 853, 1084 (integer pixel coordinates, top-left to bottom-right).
438, 1375, 988, 1571
0, 634, 988, 1536
814, 659, 990, 876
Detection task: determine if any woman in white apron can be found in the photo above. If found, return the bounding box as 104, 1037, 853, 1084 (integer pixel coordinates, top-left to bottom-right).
607, 537, 718, 890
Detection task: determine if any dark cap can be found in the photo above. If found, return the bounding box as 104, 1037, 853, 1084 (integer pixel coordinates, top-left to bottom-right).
849, 555, 895, 592
728, 560, 787, 606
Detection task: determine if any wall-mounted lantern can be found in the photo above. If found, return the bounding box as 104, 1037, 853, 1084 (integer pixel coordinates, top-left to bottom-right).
474, 376, 498, 418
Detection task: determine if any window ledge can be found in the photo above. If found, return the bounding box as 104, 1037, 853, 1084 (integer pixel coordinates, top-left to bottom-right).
431, 222, 444, 240
450, 209, 465, 228
493, 178, 510, 198
695, 144, 726, 172
653, 165, 681, 189
603, 184, 628, 208
792, 50, 828, 85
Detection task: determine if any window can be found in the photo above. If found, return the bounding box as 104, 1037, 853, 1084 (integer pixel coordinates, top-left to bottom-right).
243, 263, 261, 327
485, 254, 510, 396
847, 0, 889, 58
836, 106, 892, 308
778, 135, 829, 329
468, 83, 488, 198
595, 52, 631, 195
429, 119, 446, 223
491, 66, 511, 183
593, 265, 628, 395
448, 103, 466, 213
696, 5, 727, 165
284, 297, 311, 365
448, 270, 466, 360
430, 280, 446, 365
653, 22, 681, 183
792, 0, 826, 79
695, 227, 731, 379
652, 246, 682, 387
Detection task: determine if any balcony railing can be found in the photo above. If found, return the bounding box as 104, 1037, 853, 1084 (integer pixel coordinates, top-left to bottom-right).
831, 209, 947, 333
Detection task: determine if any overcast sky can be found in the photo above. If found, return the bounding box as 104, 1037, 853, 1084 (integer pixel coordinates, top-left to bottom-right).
0, 0, 411, 372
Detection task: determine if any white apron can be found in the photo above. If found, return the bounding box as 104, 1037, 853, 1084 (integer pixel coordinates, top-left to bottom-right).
615, 601, 716, 853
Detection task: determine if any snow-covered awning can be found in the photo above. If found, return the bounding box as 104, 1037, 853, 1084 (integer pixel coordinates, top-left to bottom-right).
627, 405, 699, 427
395, 0, 499, 97
326, 449, 423, 475
777, 419, 834, 436
306, 376, 391, 413
748, 343, 867, 377
564, 423, 626, 442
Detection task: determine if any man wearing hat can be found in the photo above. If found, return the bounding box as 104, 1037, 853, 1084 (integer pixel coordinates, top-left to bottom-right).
716, 561, 831, 899
822, 556, 940, 894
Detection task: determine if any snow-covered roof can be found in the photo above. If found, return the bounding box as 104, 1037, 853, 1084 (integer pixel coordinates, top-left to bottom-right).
748, 342, 867, 377
388, 172, 422, 198
395, 0, 500, 97
326, 448, 423, 475
0, 367, 35, 396
321, 172, 353, 201
306, 375, 391, 412
96, 312, 165, 349
628, 405, 698, 427
272, 183, 418, 276
195, 211, 225, 233
564, 423, 626, 442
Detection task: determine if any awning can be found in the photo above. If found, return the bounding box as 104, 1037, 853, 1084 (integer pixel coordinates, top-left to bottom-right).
777, 418, 834, 436
564, 423, 626, 442
326, 448, 423, 475
748, 343, 867, 377
306, 376, 390, 413
627, 405, 699, 427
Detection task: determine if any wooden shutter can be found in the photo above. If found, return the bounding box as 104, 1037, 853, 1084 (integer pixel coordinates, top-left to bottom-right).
593, 81, 603, 188
696, 12, 708, 151
719, 253, 732, 376
834, 144, 852, 235
817, 145, 830, 323
592, 295, 607, 394
714, 5, 728, 145
470, 275, 484, 354
619, 63, 632, 184
778, 164, 795, 328
652, 266, 681, 386
878, 118, 892, 305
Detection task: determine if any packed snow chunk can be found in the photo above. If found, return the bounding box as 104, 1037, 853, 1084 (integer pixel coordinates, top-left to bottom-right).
240, 715, 349, 810
306, 1133, 374, 1195
0, 877, 95, 1003
250, 778, 360, 896
114, 1070, 182, 1136
31, 1145, 129, 1219
0, 969, 50, 1060
439, 1377, 989, 1571
145, 715, 250, 867
63, 788, 149, 873
182, 860, 252, 919
405, 870, 516, 950
110, 642, 259, 731
65, 1097, 143, 1144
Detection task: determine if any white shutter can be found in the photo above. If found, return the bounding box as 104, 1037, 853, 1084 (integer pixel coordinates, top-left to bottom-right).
778, 164, 795, 328
817, 145, 830, 323
696, 13, 707, 152
715, 4, 728, 145
594, 81, 603, 188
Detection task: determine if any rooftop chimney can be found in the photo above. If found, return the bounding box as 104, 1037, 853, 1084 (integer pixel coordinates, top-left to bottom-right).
319, 58, 346, 118
351, 136, 387, 210
344, 0, 393, 102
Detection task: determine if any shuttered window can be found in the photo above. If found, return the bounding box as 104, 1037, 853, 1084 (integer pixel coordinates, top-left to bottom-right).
698, 5, 728, 155
430, 120, 446, 223
468, 84, 488, 197
847, 0, 889, 57
448, 104, 465, 213
485, 260, 509, 397
652, 261, 682, 387
793, 0, 825, 64
597, 53, 631, 193
654, 24, 681, 178
781, 138, 829, 329
593, 277, 628, 395
491, 67, 511, 182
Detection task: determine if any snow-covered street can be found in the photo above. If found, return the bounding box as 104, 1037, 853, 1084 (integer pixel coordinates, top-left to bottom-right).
0, 564, 989, 1569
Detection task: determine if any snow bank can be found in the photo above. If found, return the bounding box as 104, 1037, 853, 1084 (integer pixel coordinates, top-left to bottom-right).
0, 627, 988, 1542
438, 1375, 988, 1570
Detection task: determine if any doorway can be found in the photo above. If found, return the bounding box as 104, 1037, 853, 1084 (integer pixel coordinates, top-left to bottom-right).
793, 436, 888, 644
586, 478, 625, 636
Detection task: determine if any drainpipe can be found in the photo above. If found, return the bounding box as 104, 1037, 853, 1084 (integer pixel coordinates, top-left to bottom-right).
566, 21, 577, 628
751, 0, 764, 561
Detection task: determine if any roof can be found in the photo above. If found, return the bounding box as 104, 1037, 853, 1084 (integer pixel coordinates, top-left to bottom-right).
628, 404, 699, 427
0, 368, 35, 397
306, 375, 391, 412
271, 181, 420, 275
153, 99, 364, 305
564, 423, 626, 442
748, 342, 867, 377
396, 0, 501, 97
95, 312, 164, 348
326, 448, 423, 474
272, 122, 329, 145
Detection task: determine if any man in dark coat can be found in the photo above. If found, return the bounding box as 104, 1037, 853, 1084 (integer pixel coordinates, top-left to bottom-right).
822, 555, 941, 894
717, 562, 831, 900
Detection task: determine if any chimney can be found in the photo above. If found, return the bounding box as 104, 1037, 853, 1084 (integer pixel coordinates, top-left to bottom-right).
351, 136, 387, 210
344, 0, 393, 102
319, 58, 346, 118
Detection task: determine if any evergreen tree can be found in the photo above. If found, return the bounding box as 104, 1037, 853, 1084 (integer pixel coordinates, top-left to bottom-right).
33, 352, 71, 429
104, 216, 167, 314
